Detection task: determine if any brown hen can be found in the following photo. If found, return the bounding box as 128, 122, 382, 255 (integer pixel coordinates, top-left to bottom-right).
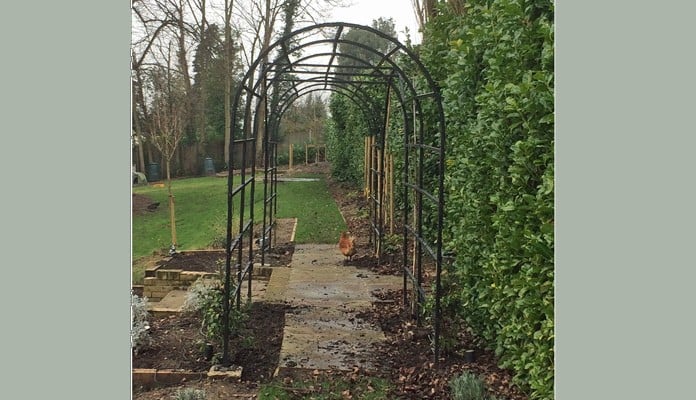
338, 231, 356, 263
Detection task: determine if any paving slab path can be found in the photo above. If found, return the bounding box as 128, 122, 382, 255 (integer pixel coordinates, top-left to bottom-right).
269, 243, 402, 375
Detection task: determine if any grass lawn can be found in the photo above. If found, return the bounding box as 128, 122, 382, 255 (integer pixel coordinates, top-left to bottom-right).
132, 174, 346, 284
275, 178, 346, 244
258, 374, 391, 400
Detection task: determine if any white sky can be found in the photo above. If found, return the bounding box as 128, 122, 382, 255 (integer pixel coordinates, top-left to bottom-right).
328, 0, 421, 44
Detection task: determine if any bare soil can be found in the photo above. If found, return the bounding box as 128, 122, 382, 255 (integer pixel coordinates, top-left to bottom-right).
132, 162, 529, 400
132, 193, 159, 216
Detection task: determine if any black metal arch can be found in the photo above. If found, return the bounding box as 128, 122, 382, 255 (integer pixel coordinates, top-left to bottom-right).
270, 84, 382, 139
248, 49, 399, 140
222, 22, 446, 367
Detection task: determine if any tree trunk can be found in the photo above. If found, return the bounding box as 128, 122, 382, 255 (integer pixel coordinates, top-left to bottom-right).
197, 0, 208, 166
132, 99, 147, 173
166, 158, 177, 248
175, 0, 194, 173
176, 2, 193, 96
254, 0, 275, 166
132, 67, 149, 173
223, 0, 235, 170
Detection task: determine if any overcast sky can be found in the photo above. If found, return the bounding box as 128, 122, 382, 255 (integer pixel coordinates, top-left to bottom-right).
328, 0, 421, 44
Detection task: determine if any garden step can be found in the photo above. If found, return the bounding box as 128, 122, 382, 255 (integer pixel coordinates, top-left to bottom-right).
148, 289, 187, 317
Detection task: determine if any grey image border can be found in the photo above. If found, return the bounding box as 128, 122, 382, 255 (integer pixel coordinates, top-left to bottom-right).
6, 1, 696, 399
556, 1, 696, 399
1, 2, 132, 400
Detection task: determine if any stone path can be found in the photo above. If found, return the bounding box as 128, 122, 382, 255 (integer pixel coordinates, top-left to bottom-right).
267, 244, 402, 375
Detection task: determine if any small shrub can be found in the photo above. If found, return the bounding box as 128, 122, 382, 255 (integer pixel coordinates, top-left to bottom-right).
131, 293, 151, 353
276, 150, 290, 166
183, 277, 218, 313
449, 372, 500, 400
172, 388, 206, 400
356, 207, 370, 220
382, 233, 402, 254
181, 277, 248, 351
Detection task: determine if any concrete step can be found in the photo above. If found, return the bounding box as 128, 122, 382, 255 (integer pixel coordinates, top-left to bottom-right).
148, 289, 188, 317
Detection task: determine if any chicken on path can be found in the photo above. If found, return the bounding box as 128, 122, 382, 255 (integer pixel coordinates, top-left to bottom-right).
338, 231, 356, 263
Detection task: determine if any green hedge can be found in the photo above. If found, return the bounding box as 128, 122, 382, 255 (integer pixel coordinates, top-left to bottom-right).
326, 91, 375, 185
421, 1, 554, 399
324, 2, 554, 397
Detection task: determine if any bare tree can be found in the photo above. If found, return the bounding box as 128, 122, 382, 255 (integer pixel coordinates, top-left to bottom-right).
412, 0, 466, 35
411, 0, 437, 34
148, 43, 189, 252
132, 0, 178, 173
189, 0, 209, 161
133, 0, 352, 172
223, 0, 236, 168
133, 0, 202, 176
231, 0, 351, 164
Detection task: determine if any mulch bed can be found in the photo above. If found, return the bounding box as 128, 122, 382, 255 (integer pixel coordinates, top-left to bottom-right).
133, 301, 288, 377
364, 289, 528, 400
153, 247, 294, 274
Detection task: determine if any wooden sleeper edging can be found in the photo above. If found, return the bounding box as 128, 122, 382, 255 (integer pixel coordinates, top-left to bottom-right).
132, 366, 242, 388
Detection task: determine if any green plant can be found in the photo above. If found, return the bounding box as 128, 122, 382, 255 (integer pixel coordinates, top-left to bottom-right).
258, 374, 390, 400
172, 388, 207, 400
356, 206, 370, 220
382, 233, 401, 254
324, 95, 368, 186
449, 372, 499, 400
131, 293, 151, 353
416, 1, 554, 398
239, 335, 255, 349
182, 277, 248, 349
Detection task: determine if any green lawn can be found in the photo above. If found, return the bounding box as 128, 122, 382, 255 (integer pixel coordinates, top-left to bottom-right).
132, 177, 231, 259
132, 174, 346, 283
275, 178, 347, 244
258, 374, 391, 400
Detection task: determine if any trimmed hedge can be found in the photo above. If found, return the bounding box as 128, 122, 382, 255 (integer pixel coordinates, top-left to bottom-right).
421, 1, 554, 399
324, 2, 554, 398
326, 94, 369, 184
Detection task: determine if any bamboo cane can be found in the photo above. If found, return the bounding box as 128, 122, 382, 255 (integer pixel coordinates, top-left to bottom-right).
364, 137, 368, 196
378, 149, 384, 256
289, 143, 293, 170
390, 154, 394, 234
169, 193, 177, 247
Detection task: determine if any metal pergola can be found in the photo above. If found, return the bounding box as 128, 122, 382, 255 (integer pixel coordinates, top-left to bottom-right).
221, 22, 446, 366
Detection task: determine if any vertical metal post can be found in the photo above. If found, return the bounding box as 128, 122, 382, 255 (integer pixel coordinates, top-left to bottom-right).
261, 83, 270, 269
223, 83, 246, 366
402, 101, 413, 307
434, 91, 446, 365
376, 81, 391, 264
415, 95, 424, 324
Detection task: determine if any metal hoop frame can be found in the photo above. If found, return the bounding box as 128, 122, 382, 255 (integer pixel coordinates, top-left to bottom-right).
222, 22, 446, 366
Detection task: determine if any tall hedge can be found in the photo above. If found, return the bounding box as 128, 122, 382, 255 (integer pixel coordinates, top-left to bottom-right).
324, 2, 554, 397
420, 1, 554, 399
326, 93, 371, 185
